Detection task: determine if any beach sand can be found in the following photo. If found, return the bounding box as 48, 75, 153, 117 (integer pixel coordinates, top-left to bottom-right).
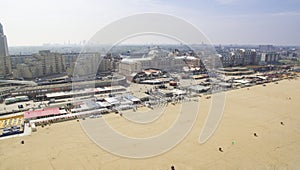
0, 79, 300, 169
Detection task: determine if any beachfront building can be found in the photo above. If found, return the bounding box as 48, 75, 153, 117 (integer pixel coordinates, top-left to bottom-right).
119, 60, 142, 77
102, 94, 141, 111
244, 49, 257, 65
24, 107, 67, 121
11, 76, 126, 98
219, 49, 257, 67
119, 47, 197, 76
188, 85, 210, 93
130, 68, 173, 84
219, 48, 280, 67
219, 51, 233, 67
45, 86, 126, 100
216, 67, 254, 76
259, 52, 280, 65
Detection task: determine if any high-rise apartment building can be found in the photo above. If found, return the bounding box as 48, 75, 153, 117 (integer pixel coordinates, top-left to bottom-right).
14, 50, 66, 79
219, 49, 258, 67
0, 22, 12, 78
36, 50, 65, 76
0, 22, 8, 57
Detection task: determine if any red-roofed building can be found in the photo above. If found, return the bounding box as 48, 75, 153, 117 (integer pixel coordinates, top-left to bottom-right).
24, 107, 63, 120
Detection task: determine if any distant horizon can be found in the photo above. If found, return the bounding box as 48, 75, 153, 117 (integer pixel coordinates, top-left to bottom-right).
1, 0, 300, 46
8, 43, 300, 48
7, 43, 299, 56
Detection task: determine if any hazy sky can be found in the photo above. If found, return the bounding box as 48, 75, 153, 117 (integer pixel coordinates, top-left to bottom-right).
1, 0, 300, 46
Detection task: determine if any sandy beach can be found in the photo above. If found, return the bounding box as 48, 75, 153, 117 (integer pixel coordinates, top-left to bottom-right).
0, 78, 300, 169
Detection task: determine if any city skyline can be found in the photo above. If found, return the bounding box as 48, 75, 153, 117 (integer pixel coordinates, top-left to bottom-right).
1, 0, 300, 46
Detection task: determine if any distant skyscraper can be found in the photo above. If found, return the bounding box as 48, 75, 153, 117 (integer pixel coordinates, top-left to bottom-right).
0, 23, 3, 34
0, 22, 12, 78
0, 22, 9, 56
